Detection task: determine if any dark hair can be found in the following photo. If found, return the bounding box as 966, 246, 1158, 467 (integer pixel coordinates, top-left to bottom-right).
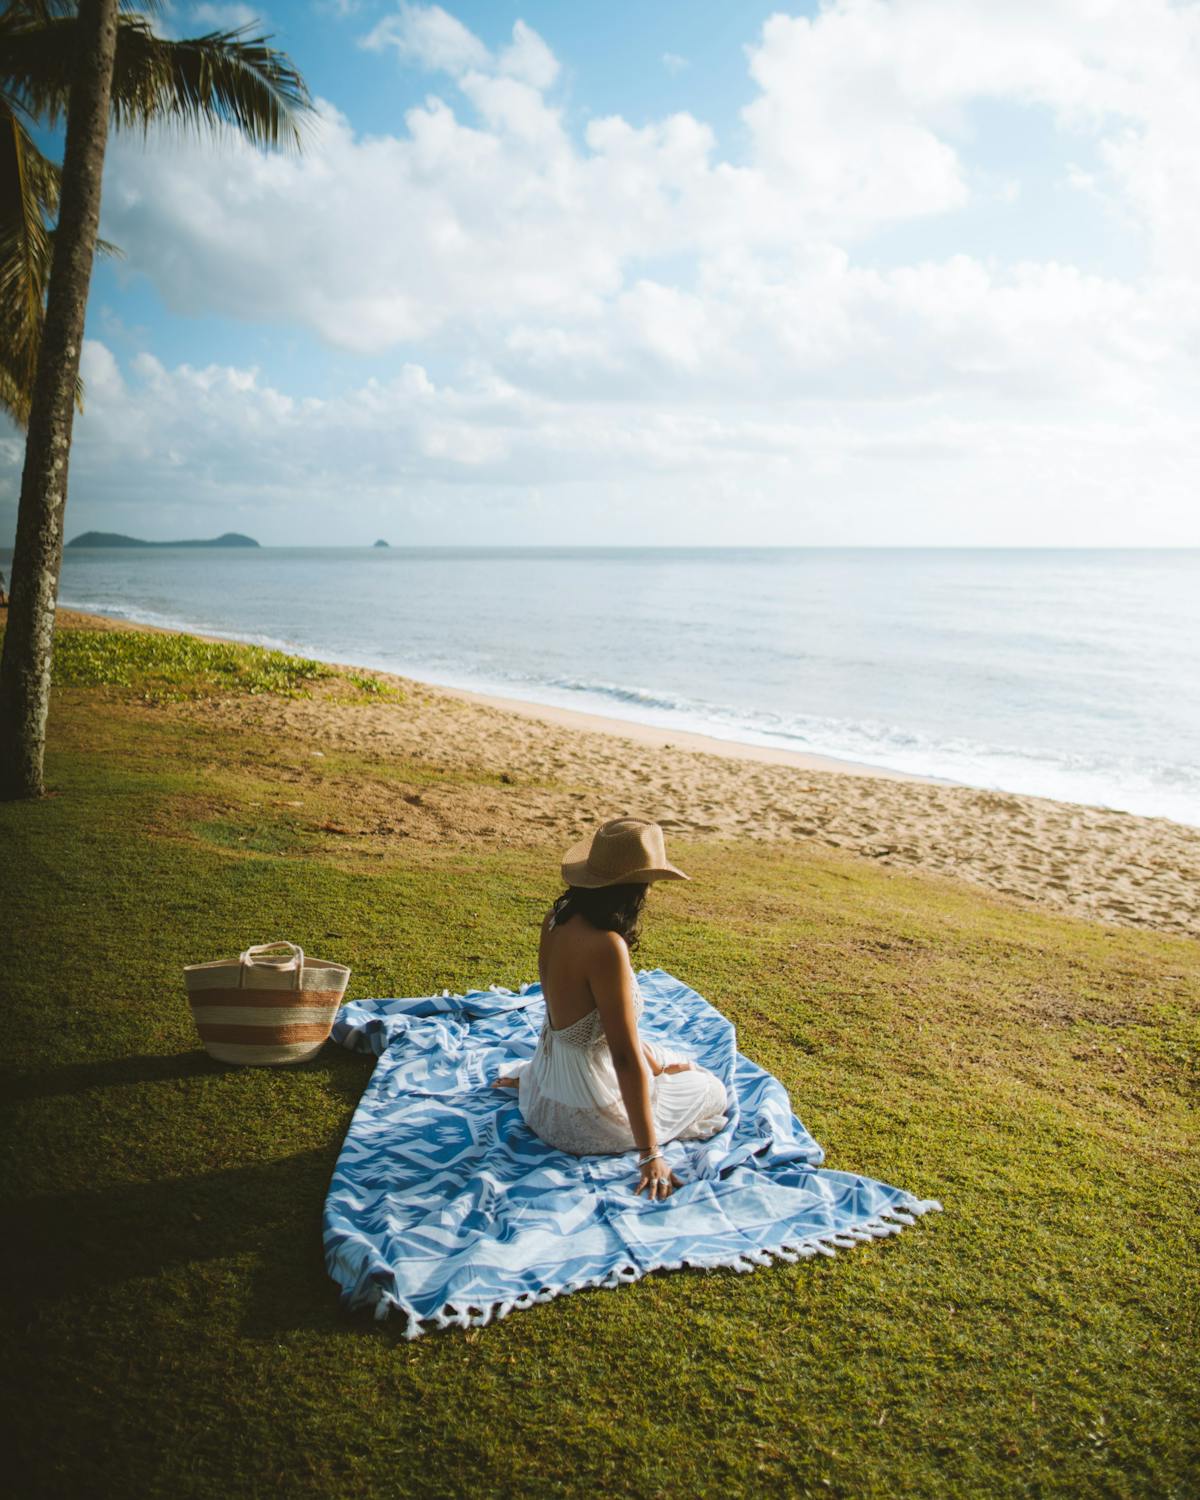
549, 882, 649, 952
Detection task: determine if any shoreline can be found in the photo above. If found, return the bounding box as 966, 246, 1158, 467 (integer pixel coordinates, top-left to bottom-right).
45, 607, 1200, 938
54, 605, 938, 787
427, 680, 942, 786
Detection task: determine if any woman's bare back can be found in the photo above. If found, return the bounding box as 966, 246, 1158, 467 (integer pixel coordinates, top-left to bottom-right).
537, 911, 618, 1031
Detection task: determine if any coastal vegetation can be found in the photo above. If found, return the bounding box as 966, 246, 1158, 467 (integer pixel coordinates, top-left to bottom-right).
2, 621, 1196, 1498
0, 0, 313, 799
66, 530, 260, 548
51, 625, 333, 700
44, 623, 405, 704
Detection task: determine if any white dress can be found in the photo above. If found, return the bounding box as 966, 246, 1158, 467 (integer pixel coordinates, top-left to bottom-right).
510, 967, 729, 1157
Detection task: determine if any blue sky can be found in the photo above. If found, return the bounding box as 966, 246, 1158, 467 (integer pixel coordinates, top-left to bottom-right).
3, 0, 1197, 546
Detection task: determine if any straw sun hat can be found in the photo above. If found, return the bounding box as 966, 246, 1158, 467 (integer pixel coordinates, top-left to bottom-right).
561, 817, 690, 889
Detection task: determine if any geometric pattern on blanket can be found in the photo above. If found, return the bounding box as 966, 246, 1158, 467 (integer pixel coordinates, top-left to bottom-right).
323, 968, 942, 1337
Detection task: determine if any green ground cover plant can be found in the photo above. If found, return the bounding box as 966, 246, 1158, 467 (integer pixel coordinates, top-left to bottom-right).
1, 627, 1197, 1498
49, 626, 337, 701
42, 623, 405, 707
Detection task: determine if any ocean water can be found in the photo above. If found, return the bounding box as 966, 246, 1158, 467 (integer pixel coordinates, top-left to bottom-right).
7, 544, 1199, 826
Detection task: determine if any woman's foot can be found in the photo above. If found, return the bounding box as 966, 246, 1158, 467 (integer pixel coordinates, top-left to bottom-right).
492, 1075, 520, 1088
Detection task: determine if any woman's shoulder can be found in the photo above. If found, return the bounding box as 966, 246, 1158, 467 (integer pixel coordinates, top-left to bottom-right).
543, 911, 627, 961
584, 929, 635, 992
605, 927, 635, 958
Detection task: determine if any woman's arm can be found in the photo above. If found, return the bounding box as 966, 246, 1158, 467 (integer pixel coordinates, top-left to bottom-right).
591, 935, 681, 1200
591, 935, 655, 1151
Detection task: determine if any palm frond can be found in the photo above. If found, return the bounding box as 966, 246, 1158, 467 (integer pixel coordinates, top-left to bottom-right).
2, 12, 315, 152
1, 2, 163, 28
0, 1, 310, 426
110, 20, 316, 152
45, 224, 124, 257
0, 96, 59, 426
0, 13, 79, 126
0, 97, 95, 429
0, 2, 77, 24
0, 354, 30, 425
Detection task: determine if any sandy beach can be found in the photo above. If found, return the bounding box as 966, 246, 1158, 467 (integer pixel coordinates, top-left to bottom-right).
57, 609, 1200, 938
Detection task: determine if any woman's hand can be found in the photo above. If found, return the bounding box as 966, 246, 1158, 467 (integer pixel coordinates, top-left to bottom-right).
635, 1154, 682, 1201
642, 1042, 697, 1078
640, 1040, 665, 1076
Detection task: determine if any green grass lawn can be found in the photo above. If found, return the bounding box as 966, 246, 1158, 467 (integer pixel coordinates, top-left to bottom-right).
2, 627, 1197, 1498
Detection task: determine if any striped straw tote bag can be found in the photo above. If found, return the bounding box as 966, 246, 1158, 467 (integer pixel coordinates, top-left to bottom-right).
184, 941, 350, 1066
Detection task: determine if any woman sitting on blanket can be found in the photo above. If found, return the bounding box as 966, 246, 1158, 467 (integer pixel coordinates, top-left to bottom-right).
494, 817, 729, 1202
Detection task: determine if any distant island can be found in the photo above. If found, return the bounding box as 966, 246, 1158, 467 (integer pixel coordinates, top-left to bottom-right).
66, 531, 260, 549
373, 539, 390, 548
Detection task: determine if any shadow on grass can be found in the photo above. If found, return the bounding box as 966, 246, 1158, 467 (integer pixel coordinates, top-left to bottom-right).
1, 1047, 386, 1340
0, 1146, 379, 1339
1, 1044, 373, 1109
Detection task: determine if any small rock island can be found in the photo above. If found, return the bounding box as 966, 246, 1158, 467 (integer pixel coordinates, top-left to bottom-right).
66, 531, 260, 549
373, 539, 390, 548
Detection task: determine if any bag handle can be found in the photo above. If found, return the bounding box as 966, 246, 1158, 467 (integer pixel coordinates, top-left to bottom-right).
238, 941, 305, 990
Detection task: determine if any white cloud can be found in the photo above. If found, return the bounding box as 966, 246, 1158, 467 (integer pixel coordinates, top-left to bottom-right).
361, 1, 489, 75
742, 8, 968, 235
741, 0, 1200, 261
0, 335, 1186, 547
497, 18, 560, 90
52, 1, 1200, 543
189, 3, 263, 28
360, 4, 558, 89
662, 52, 688, 76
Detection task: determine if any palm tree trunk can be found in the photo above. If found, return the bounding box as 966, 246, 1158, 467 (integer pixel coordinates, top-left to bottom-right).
0, 0, 120, 800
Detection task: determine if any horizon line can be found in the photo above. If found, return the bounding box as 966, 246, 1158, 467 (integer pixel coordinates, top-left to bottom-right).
19, 541, 1200, 553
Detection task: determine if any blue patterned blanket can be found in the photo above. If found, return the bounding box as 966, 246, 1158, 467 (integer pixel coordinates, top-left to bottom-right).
323, 969, 941, 1336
